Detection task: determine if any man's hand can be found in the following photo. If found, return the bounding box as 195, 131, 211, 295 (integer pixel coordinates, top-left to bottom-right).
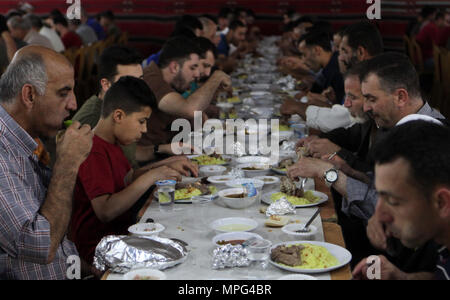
56, 121, 93, 168
212, 70, 232, 92
280, 98, 306, 116
295, 135, 319, 149
306, 138, 341, 158
167, 159, 199, 177
147, 165, 182, 183
287, 157, 334, 180
352, 255, 407, 280
367, 213, 389, 251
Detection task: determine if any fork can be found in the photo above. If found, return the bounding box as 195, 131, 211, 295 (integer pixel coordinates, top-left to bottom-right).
296, 208, 321, 233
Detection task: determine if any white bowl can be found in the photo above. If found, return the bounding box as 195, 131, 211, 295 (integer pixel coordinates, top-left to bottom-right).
237, 163, 271, 177
212, 231, 263, 247
207, 175, 235, 186
277, 274, 317, 280
123, 268, 167, 280
225, 178, 265, 189
199, 165, 226, 177
128, 223, 165, 236
281, 223, 318, 239
210, 217, 258, 233
218, 187, 259, 209
253, 176, 280, 190
235, 156, 271, 165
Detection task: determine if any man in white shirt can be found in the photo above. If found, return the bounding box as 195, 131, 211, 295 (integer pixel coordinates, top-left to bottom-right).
7, 16, 53, 50
25, 14, 65, 52
280, 21, 383, 132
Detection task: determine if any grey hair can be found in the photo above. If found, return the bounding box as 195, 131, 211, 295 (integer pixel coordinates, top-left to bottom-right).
0, 53, 48, 103
7, 16, 32, 31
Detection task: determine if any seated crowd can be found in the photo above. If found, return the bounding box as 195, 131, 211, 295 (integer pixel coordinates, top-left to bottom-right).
0, 4, 449, 280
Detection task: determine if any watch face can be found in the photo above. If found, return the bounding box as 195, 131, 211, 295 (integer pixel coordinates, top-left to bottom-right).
326, 170, 338, 182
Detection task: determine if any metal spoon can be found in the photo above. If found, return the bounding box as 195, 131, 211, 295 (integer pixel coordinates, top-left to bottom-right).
296, 208, 321, 233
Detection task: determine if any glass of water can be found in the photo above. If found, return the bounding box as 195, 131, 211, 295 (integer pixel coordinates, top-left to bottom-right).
248, 239, 272, 271
156, 180, 176, 213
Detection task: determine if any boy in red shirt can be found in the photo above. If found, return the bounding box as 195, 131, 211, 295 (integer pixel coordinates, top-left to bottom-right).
71, 76, 181, 264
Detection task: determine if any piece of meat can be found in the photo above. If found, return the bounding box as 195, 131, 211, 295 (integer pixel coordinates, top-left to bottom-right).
271, 245, 304, 267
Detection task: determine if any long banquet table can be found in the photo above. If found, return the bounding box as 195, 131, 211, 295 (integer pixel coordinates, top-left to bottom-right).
102, 36, 353, 280
103, 175, 352, 280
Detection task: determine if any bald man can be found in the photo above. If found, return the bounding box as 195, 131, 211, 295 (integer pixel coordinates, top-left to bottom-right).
0, 45, 93, 279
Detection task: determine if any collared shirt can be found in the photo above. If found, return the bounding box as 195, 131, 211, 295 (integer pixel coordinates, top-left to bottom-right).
217, 34, 230, 57
344, 102, 445, 220
0, 105, 78, 279
39, 26, 65, 52
310, 51, 345, 105
306, 104, 354, 133
24, 30, 53, 50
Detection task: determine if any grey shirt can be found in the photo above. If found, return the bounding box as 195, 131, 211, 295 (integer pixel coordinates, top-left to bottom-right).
343, 102, 445, 220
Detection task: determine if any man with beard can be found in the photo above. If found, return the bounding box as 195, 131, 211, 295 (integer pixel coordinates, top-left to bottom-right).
290, 52, 444, 266
353, 120, 450, 280
137, 36, 230, 163
280, 21, 383, 132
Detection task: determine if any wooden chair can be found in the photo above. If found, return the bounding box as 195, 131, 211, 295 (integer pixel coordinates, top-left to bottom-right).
117, 32, 128, 45
411, 37, 425, 73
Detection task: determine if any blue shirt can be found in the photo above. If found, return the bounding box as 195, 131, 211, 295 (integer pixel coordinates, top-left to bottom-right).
310, 52, 345, 105
217, 34, 230, 57
87, 18, 106, 40
143, 51, 161, 68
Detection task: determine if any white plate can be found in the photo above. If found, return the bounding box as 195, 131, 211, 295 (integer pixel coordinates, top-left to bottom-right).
154, 188, 218, 203
281, 223, 318, 238
209, 217, 258, 233
253, 176, 280, 186
225, 178, 265, 189
189, 154, 231, 166
181, 176, 201, 184
207, 175, 235, 185
271, 167, 287, 175
237, 163, 272, 177
261, 191, 328, 208
277, 274, 317, 280
250, 91, 270, 97
128, 223, 165, 236
212, 232, 263, 247
269, 241, 352, 274
235, 156, 271, 165
123, 268, 167, 280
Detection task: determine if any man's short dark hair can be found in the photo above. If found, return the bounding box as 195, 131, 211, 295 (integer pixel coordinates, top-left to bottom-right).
52, 14, 68, 27
175, 15, 203, 33
195, 36, 218, 59
98, 45, 142, 82
229, 19, 245, 31
158, 36, 201, 69
372, 120, 450, 198
298, 30, 332, 52
343, 21, 384, 57
343, 60, 366, 80
100, 10, 115, 21
101, 76, 157, 118
359, 52, 421, 99
24, 14, 43, 30
420, 6, 437, 19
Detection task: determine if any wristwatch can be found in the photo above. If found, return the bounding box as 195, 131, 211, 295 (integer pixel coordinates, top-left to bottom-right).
324, 168, 339, 187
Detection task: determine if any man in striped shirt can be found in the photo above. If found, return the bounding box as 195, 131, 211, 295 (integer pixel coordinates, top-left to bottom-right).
0, 45, 93, 279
